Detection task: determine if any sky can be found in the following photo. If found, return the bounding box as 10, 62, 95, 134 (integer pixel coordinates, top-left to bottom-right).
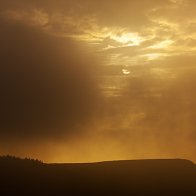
1, 0, 196, 163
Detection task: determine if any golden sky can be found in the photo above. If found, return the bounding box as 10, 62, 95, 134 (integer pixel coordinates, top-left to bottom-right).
1, 0, 196, 163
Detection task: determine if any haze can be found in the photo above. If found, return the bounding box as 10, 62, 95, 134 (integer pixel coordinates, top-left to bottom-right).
0, 0, 196, 163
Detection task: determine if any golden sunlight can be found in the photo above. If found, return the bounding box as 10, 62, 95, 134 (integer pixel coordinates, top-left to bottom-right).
110, 32, 144, 46
1, 0, 196, 166
148, 39, 174, 49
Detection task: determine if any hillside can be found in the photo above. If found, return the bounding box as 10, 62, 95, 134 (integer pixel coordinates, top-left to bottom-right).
0, 156, 195, 195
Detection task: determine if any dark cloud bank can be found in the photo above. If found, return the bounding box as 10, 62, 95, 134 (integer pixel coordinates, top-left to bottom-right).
0, 17, 101, 139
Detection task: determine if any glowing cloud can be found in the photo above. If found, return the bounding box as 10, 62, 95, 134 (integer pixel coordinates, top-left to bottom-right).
110, 32, 144, 46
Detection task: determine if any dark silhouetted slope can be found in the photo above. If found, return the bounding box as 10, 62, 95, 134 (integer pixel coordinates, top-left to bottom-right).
0, 156, 195, 195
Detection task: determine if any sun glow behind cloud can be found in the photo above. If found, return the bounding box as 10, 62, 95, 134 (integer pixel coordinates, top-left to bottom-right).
110, 32, 144, 46
74, 28, 145, 47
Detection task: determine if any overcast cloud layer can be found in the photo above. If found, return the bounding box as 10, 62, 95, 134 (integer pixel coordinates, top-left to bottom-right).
1, 0, 196, 162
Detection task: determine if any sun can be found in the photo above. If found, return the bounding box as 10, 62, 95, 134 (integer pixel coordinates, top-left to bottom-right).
122, 69, 130, 75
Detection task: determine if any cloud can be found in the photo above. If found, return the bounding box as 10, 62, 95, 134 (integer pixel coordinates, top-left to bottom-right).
0, 16, 101, 139
2, 0, 195, 65
0, 0, 174, 33
1, 0, 196, 162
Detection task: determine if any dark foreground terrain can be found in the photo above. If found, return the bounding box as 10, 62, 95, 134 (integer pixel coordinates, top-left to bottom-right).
0, 156, 196, 195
